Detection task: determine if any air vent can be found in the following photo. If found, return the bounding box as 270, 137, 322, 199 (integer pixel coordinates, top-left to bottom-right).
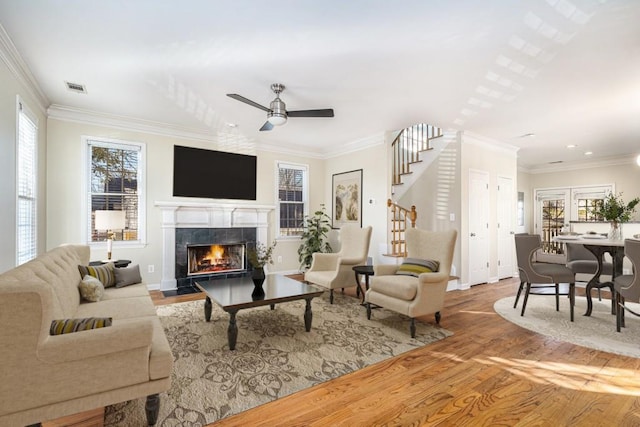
65, 81, 87, 94
548, 160, 563, 164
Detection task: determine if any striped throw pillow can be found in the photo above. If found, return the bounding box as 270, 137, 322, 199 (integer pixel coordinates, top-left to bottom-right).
78, 263, 116, 288
396, 258, 440, 277
50, 317, 112, 335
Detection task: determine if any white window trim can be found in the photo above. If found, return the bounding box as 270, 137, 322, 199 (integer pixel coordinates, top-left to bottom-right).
82, 135, 147, 248
275, 161, 308, 240
15, 96, 38, 265
534, 184, 614, 233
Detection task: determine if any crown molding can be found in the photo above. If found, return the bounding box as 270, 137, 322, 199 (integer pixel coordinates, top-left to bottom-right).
462, 130, 520, 157
324, 132, 385, 159
520, 154, 638, 174
0, 24, 49, 113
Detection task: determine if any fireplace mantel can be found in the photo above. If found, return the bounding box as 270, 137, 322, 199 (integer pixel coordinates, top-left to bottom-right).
155, 201, 274, 291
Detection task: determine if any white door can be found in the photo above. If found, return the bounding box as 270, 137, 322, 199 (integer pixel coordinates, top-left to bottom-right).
497, 176, 514, 279
469, 170, 490, 286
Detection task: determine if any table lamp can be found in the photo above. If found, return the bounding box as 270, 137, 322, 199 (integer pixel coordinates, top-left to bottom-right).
94, 210, 126, 260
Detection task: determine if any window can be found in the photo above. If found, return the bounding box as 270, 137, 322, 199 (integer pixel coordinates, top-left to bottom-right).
576, 198, 603, 221
276, 162, 308, 237
85, 137, 145, 245
16, 98, 38, 265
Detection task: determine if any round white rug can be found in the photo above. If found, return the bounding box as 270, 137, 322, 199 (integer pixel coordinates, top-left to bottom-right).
494, 294, 640, 358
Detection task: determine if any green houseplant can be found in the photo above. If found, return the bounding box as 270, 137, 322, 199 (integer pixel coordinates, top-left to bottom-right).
594, 192, 639, 240
298, 205, 333, 270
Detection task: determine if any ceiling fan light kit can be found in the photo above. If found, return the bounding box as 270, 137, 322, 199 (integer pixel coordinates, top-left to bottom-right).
227, 83, 334, 131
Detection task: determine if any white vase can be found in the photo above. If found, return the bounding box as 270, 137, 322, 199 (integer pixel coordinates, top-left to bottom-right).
608, 221, 622, 240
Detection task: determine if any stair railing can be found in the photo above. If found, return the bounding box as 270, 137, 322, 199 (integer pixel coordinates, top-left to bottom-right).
391, 123, 443, 186
387, 199, 417, 257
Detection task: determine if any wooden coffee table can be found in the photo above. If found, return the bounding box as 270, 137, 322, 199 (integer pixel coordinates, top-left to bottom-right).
195, 275, 324, 350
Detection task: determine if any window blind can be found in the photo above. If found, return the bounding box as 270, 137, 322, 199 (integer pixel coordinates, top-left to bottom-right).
17, 100, 38, 265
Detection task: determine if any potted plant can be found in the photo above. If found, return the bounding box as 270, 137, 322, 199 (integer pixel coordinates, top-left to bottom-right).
594, 192, 639, 240
298, 204, 333, 270
247, 241, 277, 291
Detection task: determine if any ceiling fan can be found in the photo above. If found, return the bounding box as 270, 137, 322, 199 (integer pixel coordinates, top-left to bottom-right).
227, 83, 334, 131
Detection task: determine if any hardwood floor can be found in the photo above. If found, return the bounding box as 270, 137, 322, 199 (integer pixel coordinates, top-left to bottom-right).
49, 278, 640, 426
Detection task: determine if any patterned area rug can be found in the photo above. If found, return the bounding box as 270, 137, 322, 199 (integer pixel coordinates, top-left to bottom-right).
106, 292, 452, 426
494, 295, 640, 358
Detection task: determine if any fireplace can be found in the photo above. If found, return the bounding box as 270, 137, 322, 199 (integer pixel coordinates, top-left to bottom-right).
187, 243, 245, 276
155, 201, 274, 292
175, 226, 257, 289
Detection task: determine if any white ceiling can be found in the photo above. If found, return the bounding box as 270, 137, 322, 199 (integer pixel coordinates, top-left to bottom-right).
1, 0, 639, 169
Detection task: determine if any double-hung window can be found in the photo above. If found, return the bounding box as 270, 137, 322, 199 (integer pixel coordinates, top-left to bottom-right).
277, 162, 308, 237
16, 98, 38, 265
85, 137, 146, 246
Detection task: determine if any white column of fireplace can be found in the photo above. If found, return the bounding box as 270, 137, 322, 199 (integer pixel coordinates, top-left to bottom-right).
155, 201, 274, 291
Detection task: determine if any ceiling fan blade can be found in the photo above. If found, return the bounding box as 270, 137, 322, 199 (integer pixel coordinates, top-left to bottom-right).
259, 121, 274, 131
227, 94, 270, 112
287, 109, 334, 118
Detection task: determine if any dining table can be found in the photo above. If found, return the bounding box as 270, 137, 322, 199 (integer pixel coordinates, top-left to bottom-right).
553, 234, 625, 317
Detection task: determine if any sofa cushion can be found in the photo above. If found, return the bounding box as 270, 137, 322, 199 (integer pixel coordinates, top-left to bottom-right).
76, 296, 157, 320
78, 275, 104, 302
395, 258, 440, 277
102, 283, 150, 299
78, 263, 116, 288
115, 264, 142, 288
50, 317, 112, 335
370, 275, 418, 301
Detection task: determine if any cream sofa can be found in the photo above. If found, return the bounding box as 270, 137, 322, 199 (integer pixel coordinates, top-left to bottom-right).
0, 244, 173, 426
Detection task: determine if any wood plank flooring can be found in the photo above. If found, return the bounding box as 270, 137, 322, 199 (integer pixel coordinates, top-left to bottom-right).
49, 278, 640, 426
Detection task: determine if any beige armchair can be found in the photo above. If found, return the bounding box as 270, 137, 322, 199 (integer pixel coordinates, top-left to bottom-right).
304, 224, 373, 303
365, 228, 457, 337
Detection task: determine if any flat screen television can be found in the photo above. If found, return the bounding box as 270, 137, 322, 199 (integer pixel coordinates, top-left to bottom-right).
173, 145, 257, 200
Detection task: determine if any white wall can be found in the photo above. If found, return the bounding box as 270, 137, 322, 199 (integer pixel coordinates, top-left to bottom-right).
520, 161, 640, 229
45, 118, 326, 284
322, 135, 388, 264
0, 57, 47, 273
460, 132, 518, 286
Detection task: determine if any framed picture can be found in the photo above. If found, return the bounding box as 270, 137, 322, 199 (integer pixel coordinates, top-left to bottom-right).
332, 169, 363, 228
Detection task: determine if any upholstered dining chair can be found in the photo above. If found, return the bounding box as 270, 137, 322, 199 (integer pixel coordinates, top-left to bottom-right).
614, 239, 640, 333
566, 242, 613, 301
364, 228, 457, 338
304, 224, 372, 304
514, 234, 576, 321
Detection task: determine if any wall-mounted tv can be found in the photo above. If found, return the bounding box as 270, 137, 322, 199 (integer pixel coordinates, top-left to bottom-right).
173, 145, 257, 200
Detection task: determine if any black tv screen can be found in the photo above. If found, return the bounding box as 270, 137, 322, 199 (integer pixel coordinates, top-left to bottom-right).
173, 145, 257, 200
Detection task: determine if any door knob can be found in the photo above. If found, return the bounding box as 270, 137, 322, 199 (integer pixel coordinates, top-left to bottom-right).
470, 233, 476, 237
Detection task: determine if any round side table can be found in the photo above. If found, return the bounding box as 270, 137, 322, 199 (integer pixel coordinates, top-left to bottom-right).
352, 265, 374, 304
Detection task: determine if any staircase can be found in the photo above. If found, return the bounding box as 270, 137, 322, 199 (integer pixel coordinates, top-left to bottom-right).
387, 123, 443, 257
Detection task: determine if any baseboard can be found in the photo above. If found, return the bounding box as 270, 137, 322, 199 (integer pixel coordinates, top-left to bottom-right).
146, 282, 161, 291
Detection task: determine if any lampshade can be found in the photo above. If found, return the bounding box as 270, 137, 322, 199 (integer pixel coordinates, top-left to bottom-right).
94, 210, 126, 231
267, 113, 287, 126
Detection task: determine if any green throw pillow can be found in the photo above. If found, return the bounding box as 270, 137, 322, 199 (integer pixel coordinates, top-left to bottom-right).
78, 263, 116, 288
50, 317, 112, 335
78, 274, 105, 302
396, 258, 440, 277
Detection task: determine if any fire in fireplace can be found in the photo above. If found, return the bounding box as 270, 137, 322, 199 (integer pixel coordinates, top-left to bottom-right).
187, 243, 245, 276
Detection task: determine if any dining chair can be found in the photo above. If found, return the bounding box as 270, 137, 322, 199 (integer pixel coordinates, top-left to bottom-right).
614, 239, 640, 332
514, 234, 577, 321
565, 243, 613, 301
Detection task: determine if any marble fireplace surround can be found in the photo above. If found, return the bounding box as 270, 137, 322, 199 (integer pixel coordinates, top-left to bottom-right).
155, 201, 274, 291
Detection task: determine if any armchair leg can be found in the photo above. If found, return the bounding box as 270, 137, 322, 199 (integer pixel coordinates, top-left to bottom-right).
26, 424, 41, 427
435, 311, 441, 324
616, 291, 622, 332
366, 302, 372, 320
555, 283, 560, 311
146, 393, 160, 426
329, 289, 334, 304
410, 318, 416, 338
